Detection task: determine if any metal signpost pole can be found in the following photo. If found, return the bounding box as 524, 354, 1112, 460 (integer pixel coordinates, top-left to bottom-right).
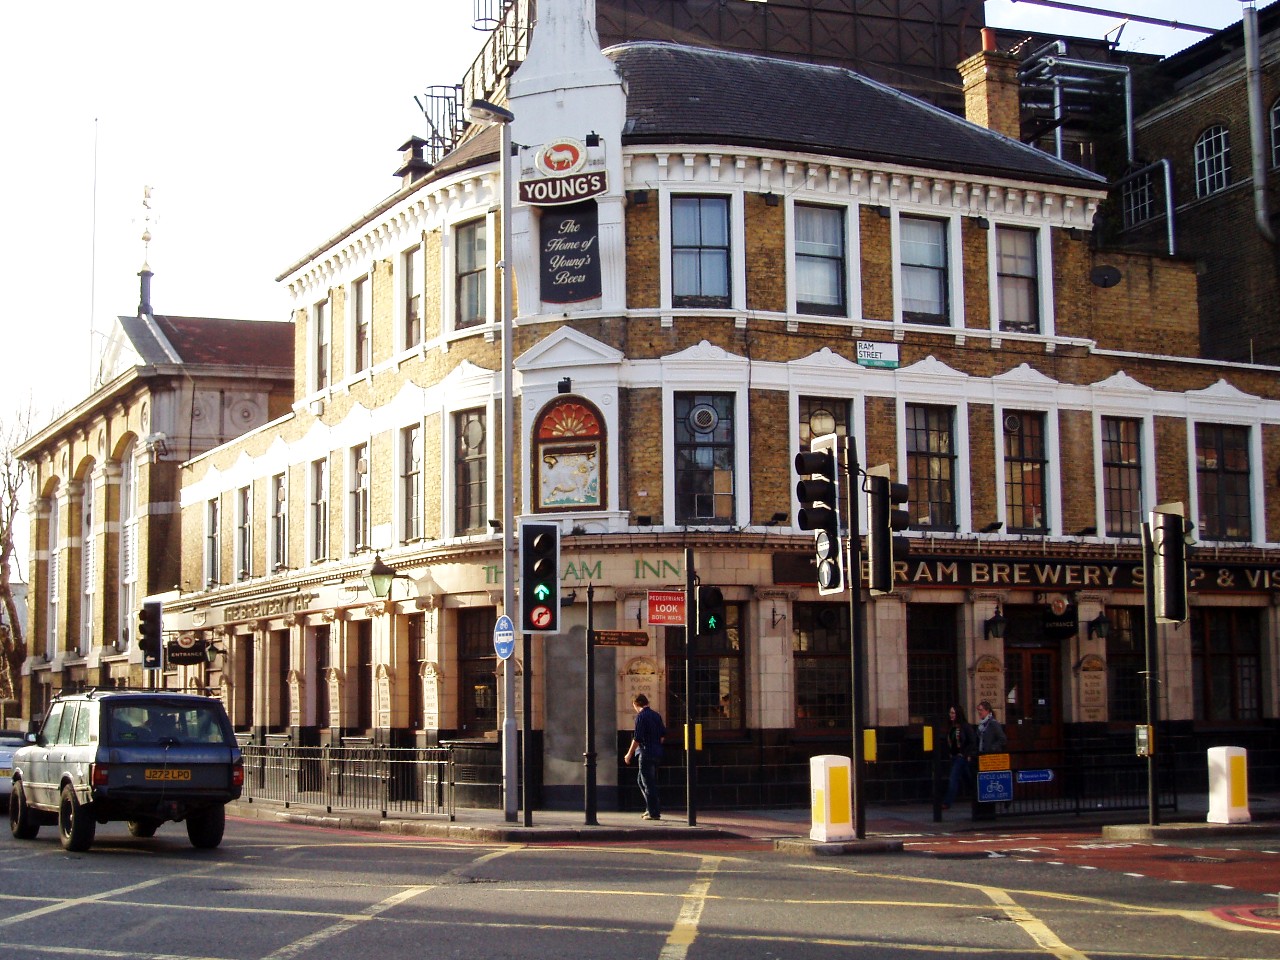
685, 547, 697, 827
844, 435, 866, 839
1141, 520, 1160, 827
584, 582, 598, 824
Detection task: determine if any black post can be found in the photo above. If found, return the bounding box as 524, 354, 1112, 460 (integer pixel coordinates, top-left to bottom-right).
1141, 521, 1160, 827
685, 547, 697, 827
522, 630, 533, 827
584, 582, 598, 824
844, 435, 866, 839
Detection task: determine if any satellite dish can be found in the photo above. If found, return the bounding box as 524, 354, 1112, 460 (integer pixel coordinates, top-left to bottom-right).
1090, 265, 1123, 288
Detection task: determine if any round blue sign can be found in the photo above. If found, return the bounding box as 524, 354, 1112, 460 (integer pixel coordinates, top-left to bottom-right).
493, 614, 516, 660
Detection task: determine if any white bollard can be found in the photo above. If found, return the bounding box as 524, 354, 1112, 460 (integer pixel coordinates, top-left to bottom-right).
810, 754, 854, 842
1206, 746, 1250, 824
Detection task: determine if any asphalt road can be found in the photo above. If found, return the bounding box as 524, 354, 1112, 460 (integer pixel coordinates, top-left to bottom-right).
0, 815, 1276, 959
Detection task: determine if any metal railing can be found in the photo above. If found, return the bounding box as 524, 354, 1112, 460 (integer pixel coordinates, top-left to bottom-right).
240, 744, 455, 820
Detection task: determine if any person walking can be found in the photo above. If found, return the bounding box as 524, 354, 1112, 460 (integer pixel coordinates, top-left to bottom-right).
623, 693, 666, 820
941, 705, 975, 809
975, 699, 1008, 754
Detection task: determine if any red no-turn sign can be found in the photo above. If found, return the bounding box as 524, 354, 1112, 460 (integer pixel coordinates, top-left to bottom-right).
647, 590, 686, 626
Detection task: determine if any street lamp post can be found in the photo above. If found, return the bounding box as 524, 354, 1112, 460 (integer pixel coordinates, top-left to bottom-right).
468, 98, 518, 823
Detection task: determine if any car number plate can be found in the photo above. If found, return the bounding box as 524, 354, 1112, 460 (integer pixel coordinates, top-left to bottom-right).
145, 768, 192, 781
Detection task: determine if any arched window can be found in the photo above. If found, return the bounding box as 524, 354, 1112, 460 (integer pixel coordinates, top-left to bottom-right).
532, 396, 606, 512
119, 442, 138, 651
1194, 125, 1231, 197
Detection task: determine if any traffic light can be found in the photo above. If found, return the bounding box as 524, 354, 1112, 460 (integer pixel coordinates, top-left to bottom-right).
1151, 506, 1192, 623
794, 433, 845, 595
866, 466, 909, 595
696, 585, 727, 637
519, 521, 561, 634
138, 601, 163, 669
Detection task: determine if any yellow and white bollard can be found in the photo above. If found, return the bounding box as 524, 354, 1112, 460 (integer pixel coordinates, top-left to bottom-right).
809, 755, 854, 842
1206, 746, 1250, 824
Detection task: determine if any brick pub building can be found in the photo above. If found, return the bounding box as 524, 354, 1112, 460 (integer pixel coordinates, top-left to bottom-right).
160, 0, 1278, 808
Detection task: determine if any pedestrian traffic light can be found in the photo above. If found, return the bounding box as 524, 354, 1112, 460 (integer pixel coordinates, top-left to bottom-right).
794, 433, 845, 595
519, 521, 561, 634
1150, 505, 1192, 623
696, 585, 727, 637
866, 466, 909, 595
138, 601, 163, 669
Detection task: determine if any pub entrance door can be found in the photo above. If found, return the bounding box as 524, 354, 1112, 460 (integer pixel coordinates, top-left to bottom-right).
1001, 605, 1064, 756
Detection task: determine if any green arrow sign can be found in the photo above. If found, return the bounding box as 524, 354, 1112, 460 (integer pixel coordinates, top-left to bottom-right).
533, 583, 551, 600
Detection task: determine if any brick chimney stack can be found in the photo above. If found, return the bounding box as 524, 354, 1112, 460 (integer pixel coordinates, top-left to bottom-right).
957, 27, 1022, 140
394, 136, 433, 188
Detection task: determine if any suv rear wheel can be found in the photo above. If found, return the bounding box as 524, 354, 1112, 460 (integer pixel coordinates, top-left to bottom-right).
186, 805, 225, 849
9, 782, 40, 840
58, 784, 96, 852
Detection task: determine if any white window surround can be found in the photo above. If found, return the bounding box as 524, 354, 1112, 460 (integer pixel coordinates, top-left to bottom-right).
1088, 410, 1156, 538
346, 274, 372, 380
440, 394, 496, 540
268, 473, 288, 573
439, 209, 497, 338
986, 221, 1053, 337
79, 478, 95, 656
893, 395, 973, 534
788, 389, 868, 533
660, 345, 751, 527
992, 403, 1061, 536
1184, 416, 1264, 545
890, 209, 964, 328
397, 422, 424, 545
658, 187, 747, 313
119, 443, 139, 651
235, 485, 252, 581
309, 297, 332, 395
783, 197, 861, 319
204, 497, 221, 587
308, 457, 331, 564
396, 243, 423, 353
348, 442, 372, 555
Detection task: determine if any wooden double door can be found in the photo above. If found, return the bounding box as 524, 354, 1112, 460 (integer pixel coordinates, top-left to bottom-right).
1001, 605, 1064, 755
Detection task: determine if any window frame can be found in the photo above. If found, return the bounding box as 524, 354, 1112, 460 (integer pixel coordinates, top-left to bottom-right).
792, 202, 848, 317
401, 245, 422, 349
1190, 607, 1262, 722
664, 602, 745, 734
673, 391, 737, 526
269, 473, 288, 573
457, 607, 498, 734
309, 457, 330, 563
400, 423, 423, 544
205, 497, 221, 587
1194, 422, 1252, 542
453, 407, 488, 536
792, 602, 852, 733
350, 273, 371, 375
79, 476, 95, 655
118, 442, 138, 651
1001, 409, 1050, 534
454, 218, 488, 330
311, 297, 331, 393
904, 403, 958, 532
669, 193, 733, 309
235, 485, 252, 581
896, 213, 954, 326
1194, 125, 1231, 198
994, 224, 1042, 334
1100, 416, 1143, 538
1271, 97, 1280, 169
349, 443, 371, 555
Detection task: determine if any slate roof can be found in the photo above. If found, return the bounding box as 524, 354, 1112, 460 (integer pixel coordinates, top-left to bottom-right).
120, 315, 294, 369
608, 42, 1106, 190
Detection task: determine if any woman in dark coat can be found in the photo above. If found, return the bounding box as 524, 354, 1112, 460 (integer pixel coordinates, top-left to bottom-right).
942, 705, 975, 809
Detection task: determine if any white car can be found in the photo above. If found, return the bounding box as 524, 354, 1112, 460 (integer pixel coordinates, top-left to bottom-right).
0, 731, 26, 800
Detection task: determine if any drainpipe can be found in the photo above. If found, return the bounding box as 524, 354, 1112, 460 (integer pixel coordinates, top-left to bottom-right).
1244, 5, 1277, 244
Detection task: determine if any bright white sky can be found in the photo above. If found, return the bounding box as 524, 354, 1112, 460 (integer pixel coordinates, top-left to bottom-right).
0, 0, 1254, 575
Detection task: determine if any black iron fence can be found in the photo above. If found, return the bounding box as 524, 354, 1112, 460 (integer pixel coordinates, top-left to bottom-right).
933, 747, 1178, 818
239, 743, 455, 819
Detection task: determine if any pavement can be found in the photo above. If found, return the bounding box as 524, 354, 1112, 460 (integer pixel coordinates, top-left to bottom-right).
227, 790, 1280, 854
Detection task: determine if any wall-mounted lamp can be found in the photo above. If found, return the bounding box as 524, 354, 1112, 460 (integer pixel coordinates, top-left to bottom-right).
557, 376, 572, 394
875, 205, 892, 218
985, 603, 1007, 639
634, 515, 653, 526
364, 553, 407, 600
488, 519, 502, 532
1074, 525, 1097, 537
769, 511, 788, 525
585, 131, 601, 147
771, 602, 787, 628
763, 191, 780, 207
980, 521, 1003, 534
560, 589, 577, 608
969, 215, 991, 230
628, 190, 649, 205
1088, 612, 1111, 640
205, 643, 226, 665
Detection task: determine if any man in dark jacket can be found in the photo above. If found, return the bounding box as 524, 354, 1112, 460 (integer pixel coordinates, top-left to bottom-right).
623, 694, 666, 820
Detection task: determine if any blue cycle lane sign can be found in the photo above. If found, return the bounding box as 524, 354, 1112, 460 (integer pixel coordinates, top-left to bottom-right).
493, 615, 516, 660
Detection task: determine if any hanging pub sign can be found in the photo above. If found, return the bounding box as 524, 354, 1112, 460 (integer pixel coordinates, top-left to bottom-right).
540, 201, 601, 303
518, 137, 609, 205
